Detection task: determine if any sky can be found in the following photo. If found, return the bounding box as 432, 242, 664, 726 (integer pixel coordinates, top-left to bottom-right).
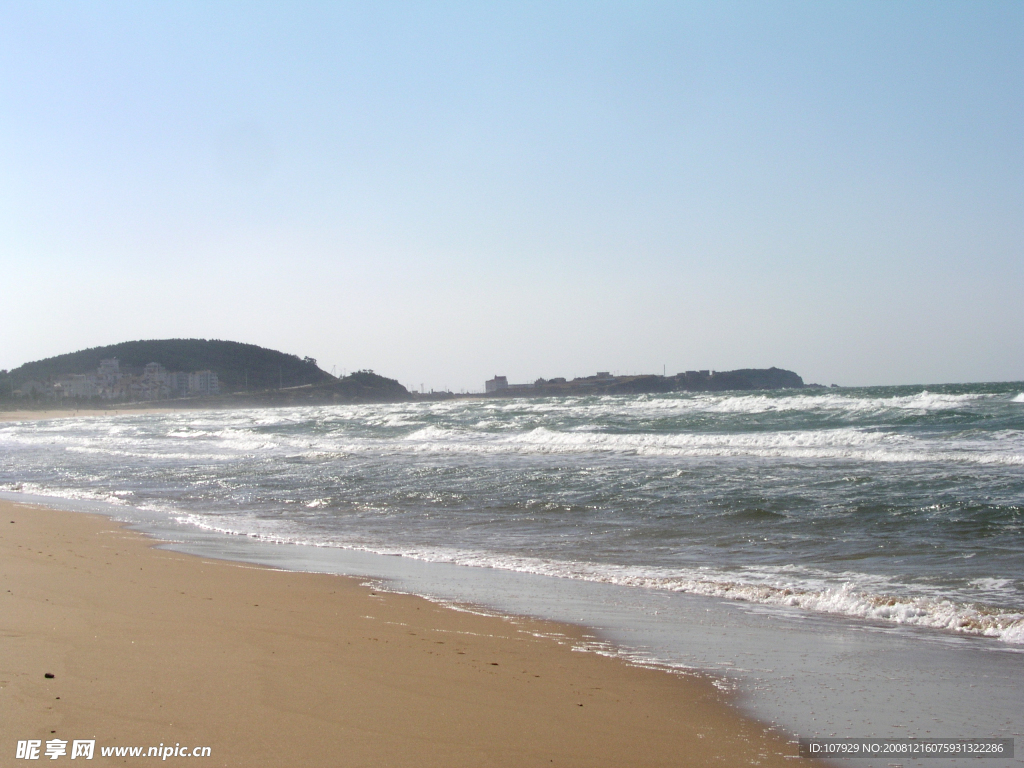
2, 1, 1021, 392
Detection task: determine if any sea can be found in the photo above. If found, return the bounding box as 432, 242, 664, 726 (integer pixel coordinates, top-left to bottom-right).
3, 383, 1023, 766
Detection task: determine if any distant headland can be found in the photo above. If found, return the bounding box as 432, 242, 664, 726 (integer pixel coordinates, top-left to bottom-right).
482, 368, 805, 398
0, 338, 808, 410
0, 339, 409, 408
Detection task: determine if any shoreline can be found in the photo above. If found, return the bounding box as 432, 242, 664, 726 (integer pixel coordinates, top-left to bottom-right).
1, 498, 803, 766
5, 402, 1019, 766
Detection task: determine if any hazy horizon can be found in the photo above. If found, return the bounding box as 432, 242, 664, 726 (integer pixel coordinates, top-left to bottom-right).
3, 2, 1021, 392
5, 336, 1024, 393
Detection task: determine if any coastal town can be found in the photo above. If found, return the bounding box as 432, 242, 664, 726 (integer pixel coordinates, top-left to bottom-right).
15, 358, 220, 402
0, 338, 809, 409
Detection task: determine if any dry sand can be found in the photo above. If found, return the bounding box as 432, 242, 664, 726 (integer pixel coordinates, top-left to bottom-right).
0, 409, 104, 423
1, 499, 802, 766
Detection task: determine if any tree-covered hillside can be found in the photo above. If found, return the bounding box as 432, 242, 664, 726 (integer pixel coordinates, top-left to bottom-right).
6, 339, 334, 393
225, 370, 411, 406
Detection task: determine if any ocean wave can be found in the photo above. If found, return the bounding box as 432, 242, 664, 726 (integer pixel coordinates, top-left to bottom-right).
63, 445, 242, 461
0, 482, 133, 506
159, 389, 994, 431
630, 390, 990, 416
156, 510, 1024, 645
479, 390, 995, 420
4, 392, 1022, 650
398, 425, 1024, 464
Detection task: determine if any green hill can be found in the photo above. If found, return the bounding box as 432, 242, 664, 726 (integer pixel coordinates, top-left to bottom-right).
2, 340, 414, 405
5, 339, 334, 393
225, 370, 411, 406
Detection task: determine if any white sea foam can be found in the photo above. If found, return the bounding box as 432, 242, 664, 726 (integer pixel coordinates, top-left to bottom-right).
643, 390, 986, 415
472, 390, 994, 420
396, 425, 1024, 465
6, 412, 1022, 464
143, 389, 990, 431
0, 482, 133, 506
152, 507, 1024, 645
4, 389, 1022, 650
64, 445, 241, 461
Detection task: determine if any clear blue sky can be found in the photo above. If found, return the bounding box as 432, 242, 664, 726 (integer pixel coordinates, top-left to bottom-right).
2, 1, 1021, 391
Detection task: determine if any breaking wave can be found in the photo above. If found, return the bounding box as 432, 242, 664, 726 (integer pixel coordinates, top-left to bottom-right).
399, 425, 1024, 465
3, 382, 1022, 652
151, 508, 1024, 646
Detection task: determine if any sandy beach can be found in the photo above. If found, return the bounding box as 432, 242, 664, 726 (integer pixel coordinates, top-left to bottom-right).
0, 498, 802, 766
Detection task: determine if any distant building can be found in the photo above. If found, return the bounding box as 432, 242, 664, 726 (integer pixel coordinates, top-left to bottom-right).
138, 362, 170, 400
167, 371, 190, 395
190, 370, 219, 396
56, 374, 99, 399
36, 358, 223, 402
143, 362, 166, 380
485, 376, 508, 393
98, 358, 120, 380
97, 358, 123, 398
17, 380, 52, 399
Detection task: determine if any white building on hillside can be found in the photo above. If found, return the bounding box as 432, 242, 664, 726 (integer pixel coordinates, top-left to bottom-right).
190, 370, 219, 396
140, 362, 170, 400
19, 357, 222, 402
55, 374, 99, 399
96, 358, 123, 398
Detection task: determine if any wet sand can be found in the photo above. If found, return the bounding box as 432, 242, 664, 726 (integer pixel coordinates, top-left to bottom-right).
0, 498, 801, 766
